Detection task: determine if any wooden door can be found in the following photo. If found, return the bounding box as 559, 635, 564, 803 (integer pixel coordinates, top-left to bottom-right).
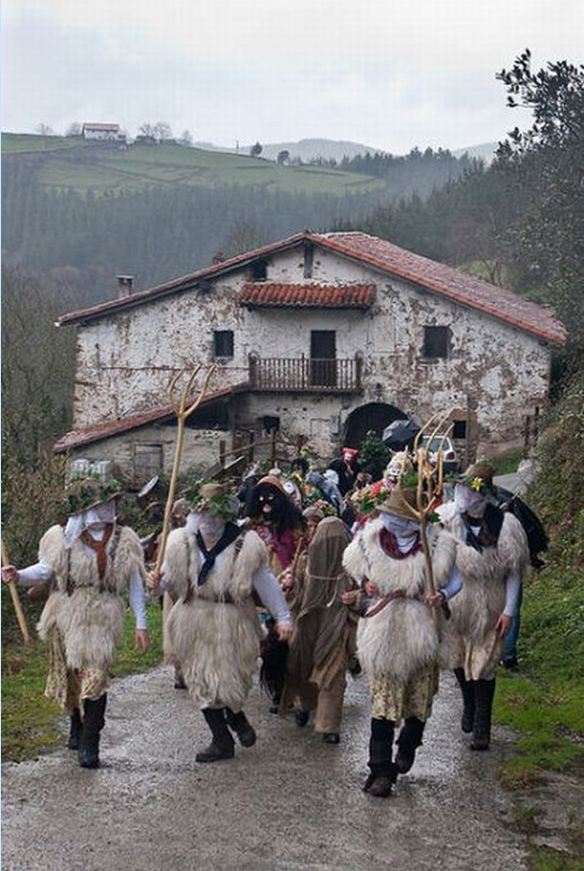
310, 330, 336, 387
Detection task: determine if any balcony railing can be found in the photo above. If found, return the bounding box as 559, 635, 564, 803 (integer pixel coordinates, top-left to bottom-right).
248, 354, 362, 393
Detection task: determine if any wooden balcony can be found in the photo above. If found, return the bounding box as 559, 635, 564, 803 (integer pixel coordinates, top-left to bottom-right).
248, 354, 362, 393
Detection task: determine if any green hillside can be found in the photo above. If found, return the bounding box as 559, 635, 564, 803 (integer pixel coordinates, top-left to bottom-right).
2, 134, 385, 196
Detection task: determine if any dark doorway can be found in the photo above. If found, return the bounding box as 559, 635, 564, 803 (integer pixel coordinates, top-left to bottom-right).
310, 330, 336, 387
343, 402, 407, 449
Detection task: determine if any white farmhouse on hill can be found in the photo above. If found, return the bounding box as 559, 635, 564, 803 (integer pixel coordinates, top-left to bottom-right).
54, 231, 565, 486
81, 122, 124, 142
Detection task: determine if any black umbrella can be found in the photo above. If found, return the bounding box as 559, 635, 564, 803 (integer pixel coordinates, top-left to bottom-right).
382, 418, 420, 450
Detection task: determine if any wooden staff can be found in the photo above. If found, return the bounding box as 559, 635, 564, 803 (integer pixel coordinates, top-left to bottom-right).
2, 540, 31, 644
155, 364, 217, 573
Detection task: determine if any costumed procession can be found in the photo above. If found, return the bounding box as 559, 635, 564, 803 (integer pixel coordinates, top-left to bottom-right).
3, 398, 537, 798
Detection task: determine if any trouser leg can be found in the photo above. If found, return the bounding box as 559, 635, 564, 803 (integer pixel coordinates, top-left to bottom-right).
224, 708, 257, 748
196, 708, 235, 763
470, 678, 496, 751
314, 673, 346, 738
395, 717, 426, 774
78, 694, 107, 769
454, 668, 475, 733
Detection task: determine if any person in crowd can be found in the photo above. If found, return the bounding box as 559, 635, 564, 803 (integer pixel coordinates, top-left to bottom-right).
1, 474, 150, 769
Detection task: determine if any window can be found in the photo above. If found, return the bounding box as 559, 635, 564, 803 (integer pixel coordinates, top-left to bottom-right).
452, 420, 467, 439
423, 326, 449, 359
251, 259, 268, 280
214, 330, 234, 358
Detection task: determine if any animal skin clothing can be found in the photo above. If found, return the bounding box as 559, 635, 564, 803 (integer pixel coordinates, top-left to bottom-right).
163, 526, 290, 711
26, 523, 146, 712
343, 517, 458, 723
438, 502, 529, 680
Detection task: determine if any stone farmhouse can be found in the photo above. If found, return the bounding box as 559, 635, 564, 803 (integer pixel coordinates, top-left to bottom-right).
54, 231, 565, 486
81, 122, 125, 143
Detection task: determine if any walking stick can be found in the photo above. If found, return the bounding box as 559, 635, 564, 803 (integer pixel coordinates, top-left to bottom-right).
2, 540, 31, 644
155, 364, 217, 574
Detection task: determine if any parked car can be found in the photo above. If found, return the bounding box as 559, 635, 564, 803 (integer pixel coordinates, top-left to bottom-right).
419, 435, 460, 474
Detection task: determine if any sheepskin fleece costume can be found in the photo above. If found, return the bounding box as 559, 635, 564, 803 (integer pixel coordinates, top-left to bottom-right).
163, 526, 267, 711
36, 524, 144, 671
343, 518, 456, 685
438, 503, 529, 679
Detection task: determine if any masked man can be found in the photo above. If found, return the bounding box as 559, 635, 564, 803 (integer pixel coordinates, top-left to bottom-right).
1, 475, 150, 769
438, 462, 529, 751
157, 483, 292, 763
343, 485, 461, 797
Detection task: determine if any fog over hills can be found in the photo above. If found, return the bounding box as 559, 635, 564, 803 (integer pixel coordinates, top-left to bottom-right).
194, 138, 384, 161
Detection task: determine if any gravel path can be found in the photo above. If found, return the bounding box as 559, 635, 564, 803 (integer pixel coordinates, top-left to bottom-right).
2, 666, 527, 871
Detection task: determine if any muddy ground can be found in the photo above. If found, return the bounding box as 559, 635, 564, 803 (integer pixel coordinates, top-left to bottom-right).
2, 667, 529, 871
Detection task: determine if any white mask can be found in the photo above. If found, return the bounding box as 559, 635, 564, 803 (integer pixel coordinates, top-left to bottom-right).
454, 483, 487, 517
380, 512, 420, 539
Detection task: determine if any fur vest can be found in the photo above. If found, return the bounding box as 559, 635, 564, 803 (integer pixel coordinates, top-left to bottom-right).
438, 504, 529, 644
343, 518, 456, 685
163, 527, 268, 711
36, 524, 145, 671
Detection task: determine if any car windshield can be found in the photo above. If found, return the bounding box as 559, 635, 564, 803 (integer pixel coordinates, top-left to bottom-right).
422, 436, 452, 452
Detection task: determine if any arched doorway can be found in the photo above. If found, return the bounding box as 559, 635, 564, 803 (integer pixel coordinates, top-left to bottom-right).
343, 402, 408, 449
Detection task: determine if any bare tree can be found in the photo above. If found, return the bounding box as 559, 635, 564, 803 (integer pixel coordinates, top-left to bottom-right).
65, 122, 82, 137
153, 121, 173, 142
277, 149, 290, 165
35, 123, 55, 136
138, 122, 157, 140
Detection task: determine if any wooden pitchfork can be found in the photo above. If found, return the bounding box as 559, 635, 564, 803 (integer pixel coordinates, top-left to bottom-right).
2, 539, 31, 644
396, 410, 454, 627
155, 364, 216, 573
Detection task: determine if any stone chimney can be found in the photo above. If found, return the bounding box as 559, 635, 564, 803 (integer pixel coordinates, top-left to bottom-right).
116, 275, 134, 298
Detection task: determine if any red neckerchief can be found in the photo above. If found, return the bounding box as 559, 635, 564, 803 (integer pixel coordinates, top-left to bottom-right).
379, 527, 422, 560
80, 523, 114, 578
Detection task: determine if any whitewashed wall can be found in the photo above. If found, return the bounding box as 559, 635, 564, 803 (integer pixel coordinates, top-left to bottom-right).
70, 244, 552, 458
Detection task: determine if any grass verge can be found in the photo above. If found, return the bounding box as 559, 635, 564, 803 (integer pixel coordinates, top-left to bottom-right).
494, 565, 584, 788
2, 603, 163, 762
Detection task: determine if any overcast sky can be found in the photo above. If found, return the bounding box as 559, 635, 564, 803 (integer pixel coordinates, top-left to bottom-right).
2, 0, 582, 153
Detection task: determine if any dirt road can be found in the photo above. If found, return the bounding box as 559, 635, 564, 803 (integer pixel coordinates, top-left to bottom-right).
2, 667, 527, 870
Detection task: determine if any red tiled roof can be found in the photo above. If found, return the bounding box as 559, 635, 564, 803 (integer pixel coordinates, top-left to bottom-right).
57, 230, 566, 346
238, 282, 375, 309
313, 232, 566, 347
53, 382, 249, 453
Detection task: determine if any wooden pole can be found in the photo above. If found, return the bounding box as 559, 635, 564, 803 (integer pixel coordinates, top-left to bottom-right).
2, 540, 31, 644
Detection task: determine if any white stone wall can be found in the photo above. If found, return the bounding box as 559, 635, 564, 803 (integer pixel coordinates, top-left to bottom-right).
70, 244, 552, 457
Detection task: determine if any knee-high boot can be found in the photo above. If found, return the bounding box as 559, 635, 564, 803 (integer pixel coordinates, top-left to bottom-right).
78, 694, 107, 769
224, 708, 257, 748
364, 718, 397, 797
196, 708, 235, 763
395, 717, 425, 774
470, 679, 496, 751
454, 668, 475, 733
68, 708, 83, 750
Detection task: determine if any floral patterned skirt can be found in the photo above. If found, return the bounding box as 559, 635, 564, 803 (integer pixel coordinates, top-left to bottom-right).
370, 663, 439, 723
45, 629, 110, 714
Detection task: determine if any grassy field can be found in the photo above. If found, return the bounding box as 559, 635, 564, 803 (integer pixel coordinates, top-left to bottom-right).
1, 603, 163, 762
2, 134, 385, 197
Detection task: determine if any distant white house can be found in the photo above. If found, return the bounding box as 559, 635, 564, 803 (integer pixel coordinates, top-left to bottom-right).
82, 123, 124, 143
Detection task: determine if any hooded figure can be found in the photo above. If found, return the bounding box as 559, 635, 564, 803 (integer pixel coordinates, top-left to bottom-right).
1, 475, 150, 769
281, 517, 358, 743
343, 485, 461, 797
438, 462, 529, 751
159, 483, 292, 763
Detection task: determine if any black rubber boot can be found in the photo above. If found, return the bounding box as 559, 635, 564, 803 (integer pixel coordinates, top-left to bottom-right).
196, 708, 235, 762
295, 709, 310, 727
225, 708, 257, 748
174, 667, 187, 690
454, 668, 475, 733
395, 717, 425, 774
78, 694, 107, 769
470, 679, 496, 751
364, 718, 397, 797
68, 708, 83, 750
